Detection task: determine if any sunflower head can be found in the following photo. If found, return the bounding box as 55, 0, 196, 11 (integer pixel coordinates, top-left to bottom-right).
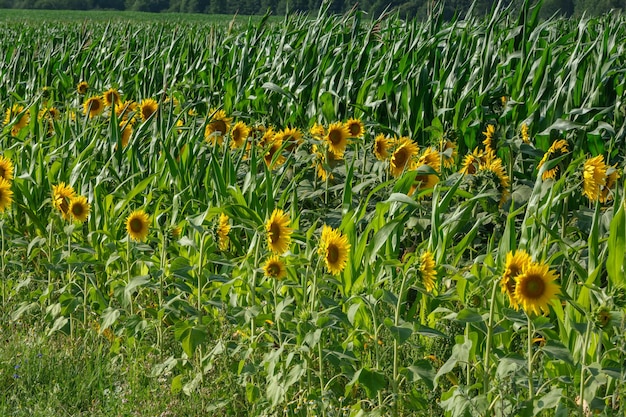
4, 104, 30, 135
0, 156, 14, 182
582, 155, 608, 202
0, 178, 13, 212
263, 255, 287, 280
266, 209, 293, 254
325, 122, 350, 157
345, 118, 365, 139
439, 140, 457, 168
514, 261, 561, 316
418, 251, 437, 292
69, 195, 90, 223
52, 182, 76, 220
600, 165, 620, 203
390, 137, 419, 178
126, 210, 150, 242
373, 134, 392, 161
115, 100, 138, 121
204, 109, 232, 145
230, 121, 250, 149
482, 124, 496, 150
500, 250, 532, 309
217, 213, 231, 251
520, 123, 530, 144
318, 225, 350, 276
77, 81, 89, 95
140, 98, 159, 122
264, 138, 286, 168
310, 122, 326, 139
83, 96, 104, 119
276, 127, 303, 151
103, 88, 121, 107
119, 121, 133, 148
537, 139, 569, 180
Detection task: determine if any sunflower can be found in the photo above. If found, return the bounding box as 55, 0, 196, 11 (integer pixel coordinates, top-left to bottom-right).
4, 104, 30, 135
102, 88, 121, 107
68, 195, 90, 223
76, 81, 89, 95
217, 213, 230, 251
318, 225, 350, 275
83, 96, 104, 118
263, 255, 287, 280
126, 210, 150, 242
373, 134, 392, 161
514, 261, 561, 316
480, 157, 510, 206
345, 118, 365, 139
459, 148, 483, 175
582, 155, 608, 202
204, 109, 232, 145
120, 121, 133, 147
520, 123, 530, 144
230, 121, 250, 149
266, 209, 293, 254
0, 178, 13, 212
140, 98, 158, 122
325, 122, 350, 157
600, 165, 620, 203
439, 140, 457, 168
52, 182, 76, 219
115, 100, 138, 121
310, 122, 325, 139
264, 138, 286, 168
312, 145, 336, 182
410, 147, 441, 195
482, 124, 496, 151
0, 156, 14, 182
537, 139, 568, 180
418, 251, 437, 292
39, 107, 60, 121
390, 137, 419, 178
276, 127, 303, 151
500, 250, 532, 309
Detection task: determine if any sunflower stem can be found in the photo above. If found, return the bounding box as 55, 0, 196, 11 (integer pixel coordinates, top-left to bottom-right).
527, 313, 534, 403
392, 269, 408, 402
579, 319, 592, 417
158, 230, 167, 354
1, 221, 5, 309
484, 276, 498, 396
127, 237, 133, 316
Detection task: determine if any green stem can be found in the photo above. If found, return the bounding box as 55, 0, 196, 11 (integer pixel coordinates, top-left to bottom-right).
527, 313, 534, 403
483, 277, 499, 395
250, 238, 260, 339
197, 232, 206, 323
127, 237, 133, 316
158, 231, 167, 353
273, 278, 282, 345
579, 320, 592, 417
393, 270, 409, 399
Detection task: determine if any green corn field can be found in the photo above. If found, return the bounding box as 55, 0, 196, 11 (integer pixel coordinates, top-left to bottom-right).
1, 2, 626, 416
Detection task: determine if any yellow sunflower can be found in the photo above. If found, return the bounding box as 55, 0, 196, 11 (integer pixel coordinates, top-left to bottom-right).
264, 138, 286, 168
325, 122, 350, 157
139, 98, 158, 122
390, 137, 419, 178
514, 262, 561, 316
459, 148, 483, 175
318, 225, 350, 276
102, 88, 121, 107
52, 182, 76, 220
520, 123, 530, 144
230, 121, 250, 149
310, 122, 325, 139
0, 156, 14, 182
481, 157, 510, 205
0, 178, 13, 212
345, 118, 365, 139
312, 144, 336, 182
115, 100, 138, 121
217, 213, 231, 251
373, 134, 392, 161
263, 255, 287, 280
482, 124, 495, 151
418, 251, 437, 292
276, 127, 303, 151
76, 81, 89, 95
83, 96, 104, 119
410, 147, 441, 195
500, 250, 532, 309
266, 209, 293, 254
600, 165, 620, 203
68, 195, 90, 223
537, 139, 568, 180
120, 121, 133, 148
204, 109, 232, 145
126, 210, 150, 242
582, 155, 608, 202
439, 139, 457, 168
4, 104, 30, 135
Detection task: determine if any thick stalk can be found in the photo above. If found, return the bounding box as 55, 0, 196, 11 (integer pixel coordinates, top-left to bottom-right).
527, 314, 534, 403
483, 278, 499, 395
579, 320, 592, 417
393, 270, 409, 399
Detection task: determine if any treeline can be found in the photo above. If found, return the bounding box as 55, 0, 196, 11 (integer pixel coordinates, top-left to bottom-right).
0, 0, 624, 19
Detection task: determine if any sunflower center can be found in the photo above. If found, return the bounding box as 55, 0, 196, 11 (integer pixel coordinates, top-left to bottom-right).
91, 100, 101, 112
269, 223, 281, 243
328, 130, 342, 145
327, 244, 339, 264
522, 275, 545, 298
267, 264, 280, 277
72, 204, 84, 217
212, 120, 227, 135
59, 198, 69, 214
0, 167, 5, 178
129, 218, 144, 233
376, 141, 386, 156
394, 149, 408, 167
349, 124, 360, 136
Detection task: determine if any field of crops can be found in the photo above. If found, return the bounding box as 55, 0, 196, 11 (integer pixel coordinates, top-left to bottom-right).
1, 2, 626, 416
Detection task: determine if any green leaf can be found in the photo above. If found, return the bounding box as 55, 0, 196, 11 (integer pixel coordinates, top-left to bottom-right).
435, 338, 472, 388
404, 360, 435, 390
171, 375, 183, 395
358, 368, 387, 398
533, 388, 562, 414
607, 194, 625, 286
383, 317, 413, 345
